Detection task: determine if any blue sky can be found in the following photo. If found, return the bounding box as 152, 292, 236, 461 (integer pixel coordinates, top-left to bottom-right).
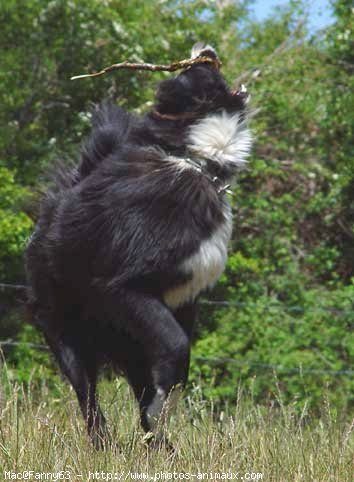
252, 0, 334, 31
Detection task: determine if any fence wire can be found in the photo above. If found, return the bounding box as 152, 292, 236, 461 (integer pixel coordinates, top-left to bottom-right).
1, 282, 353, 314
0, 282, 27, 291
1, 281, 354, 376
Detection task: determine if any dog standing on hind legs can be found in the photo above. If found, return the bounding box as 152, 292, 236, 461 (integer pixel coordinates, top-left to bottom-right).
25, 43, 252, 450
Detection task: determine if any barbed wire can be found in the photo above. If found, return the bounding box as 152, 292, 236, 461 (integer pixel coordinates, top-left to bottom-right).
0, 339, 47, 350
0, 282, 27, 291
200, 300, 354, 315
1, 281, 354, 376
1, 282, 353, 315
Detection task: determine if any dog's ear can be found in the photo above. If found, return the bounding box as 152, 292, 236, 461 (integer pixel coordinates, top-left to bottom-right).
191, 42, 218, 61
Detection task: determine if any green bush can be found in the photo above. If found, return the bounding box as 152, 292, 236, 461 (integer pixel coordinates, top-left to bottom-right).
191, 282, 354, 412
0, 167, 33, 277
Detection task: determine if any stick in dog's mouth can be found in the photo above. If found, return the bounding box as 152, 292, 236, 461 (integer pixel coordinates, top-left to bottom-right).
70, 55, 222, 81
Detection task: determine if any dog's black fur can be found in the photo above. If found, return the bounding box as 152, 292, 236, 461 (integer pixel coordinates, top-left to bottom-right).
25, 44, 250, 448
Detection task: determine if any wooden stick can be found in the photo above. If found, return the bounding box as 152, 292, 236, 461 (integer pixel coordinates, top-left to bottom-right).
70, 56, 221, 80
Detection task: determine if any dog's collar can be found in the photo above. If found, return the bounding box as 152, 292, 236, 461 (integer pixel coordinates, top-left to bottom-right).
171, 155, 231, 196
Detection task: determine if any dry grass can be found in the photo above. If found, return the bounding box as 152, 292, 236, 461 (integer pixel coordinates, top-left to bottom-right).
0, 367, 353, 482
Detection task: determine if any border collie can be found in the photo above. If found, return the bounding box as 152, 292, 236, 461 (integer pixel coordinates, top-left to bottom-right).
25, 43, 252, 449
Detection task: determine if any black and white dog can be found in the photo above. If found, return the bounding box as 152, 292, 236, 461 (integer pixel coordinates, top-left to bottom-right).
25, 43, 252, 448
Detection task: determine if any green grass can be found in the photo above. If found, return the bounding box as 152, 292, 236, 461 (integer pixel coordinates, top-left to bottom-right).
0, 368, 353, 482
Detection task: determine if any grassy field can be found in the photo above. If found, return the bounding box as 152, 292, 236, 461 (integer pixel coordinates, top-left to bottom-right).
0, 368, 353, 482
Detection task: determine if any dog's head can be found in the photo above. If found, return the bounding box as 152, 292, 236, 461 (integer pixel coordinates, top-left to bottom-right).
153, 43, 252, 175
154, 43, 247, 120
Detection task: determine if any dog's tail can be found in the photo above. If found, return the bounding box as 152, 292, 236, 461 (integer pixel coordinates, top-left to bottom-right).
79, 102, 133, 179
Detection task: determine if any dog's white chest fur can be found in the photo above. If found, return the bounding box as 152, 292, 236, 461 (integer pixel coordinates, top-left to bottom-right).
163, 110, 252, 310
164, 204, 232, 309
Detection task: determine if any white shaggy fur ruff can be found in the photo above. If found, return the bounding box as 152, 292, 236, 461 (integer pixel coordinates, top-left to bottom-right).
188, 111, 252, 169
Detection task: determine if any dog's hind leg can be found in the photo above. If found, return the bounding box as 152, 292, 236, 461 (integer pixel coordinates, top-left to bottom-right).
42, 327, 109, 449
104, 290, 190, 448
